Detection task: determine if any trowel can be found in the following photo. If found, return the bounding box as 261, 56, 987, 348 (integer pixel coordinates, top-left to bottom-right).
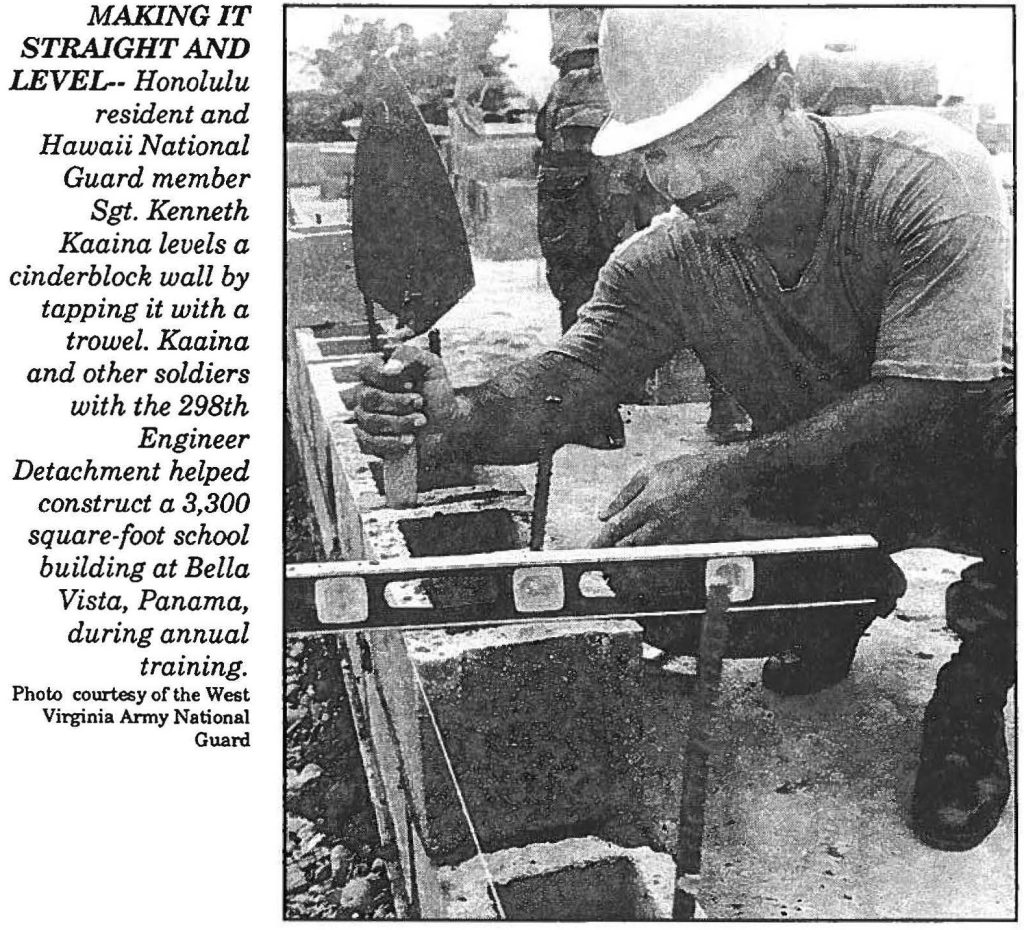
352, 57, 475, 507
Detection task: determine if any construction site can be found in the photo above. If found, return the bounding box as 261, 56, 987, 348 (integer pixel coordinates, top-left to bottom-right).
284, 10, 1014, 921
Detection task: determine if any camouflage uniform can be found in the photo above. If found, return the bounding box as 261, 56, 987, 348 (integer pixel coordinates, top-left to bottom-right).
535, 8, 662, 333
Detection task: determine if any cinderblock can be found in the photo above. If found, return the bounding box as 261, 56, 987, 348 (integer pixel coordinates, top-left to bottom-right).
408, 620, 643, 861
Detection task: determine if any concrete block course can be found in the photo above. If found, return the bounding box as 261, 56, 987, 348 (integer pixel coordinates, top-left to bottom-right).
288, 321, 653, 916
285, 332, 368, 561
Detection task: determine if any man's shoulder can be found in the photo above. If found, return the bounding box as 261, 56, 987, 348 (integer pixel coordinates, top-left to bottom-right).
824, 111, 1004, 218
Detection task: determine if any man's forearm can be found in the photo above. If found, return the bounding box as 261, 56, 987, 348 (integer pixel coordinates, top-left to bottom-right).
420, 351, 624, 466
713, 377, 966, 495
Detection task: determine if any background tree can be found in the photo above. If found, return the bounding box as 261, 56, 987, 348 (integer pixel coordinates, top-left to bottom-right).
286, 11, 528, 139
286, 90, 355, 143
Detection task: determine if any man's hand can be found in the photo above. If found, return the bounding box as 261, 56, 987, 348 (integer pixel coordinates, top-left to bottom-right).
350, 344, 459, 460
591, 450, 739, 548
590, 379, 961, 552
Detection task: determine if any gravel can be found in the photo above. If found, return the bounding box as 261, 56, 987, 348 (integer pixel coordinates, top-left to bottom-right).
285, 421, 395, 920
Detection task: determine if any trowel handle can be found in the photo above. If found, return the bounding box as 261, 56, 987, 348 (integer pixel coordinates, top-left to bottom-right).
379, 354, 420, 508
382, 448, 418, 508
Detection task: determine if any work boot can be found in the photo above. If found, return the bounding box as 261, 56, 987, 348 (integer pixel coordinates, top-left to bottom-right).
761, 558, 907, 696
911, 654, 1011, 851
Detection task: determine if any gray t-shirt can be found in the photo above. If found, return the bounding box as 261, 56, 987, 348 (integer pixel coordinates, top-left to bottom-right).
556, 112, 1011, 434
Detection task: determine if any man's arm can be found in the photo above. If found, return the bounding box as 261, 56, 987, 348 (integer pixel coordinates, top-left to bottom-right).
594, 377, 964, 547
354, 221, 691, 466
353, 345, 626, 468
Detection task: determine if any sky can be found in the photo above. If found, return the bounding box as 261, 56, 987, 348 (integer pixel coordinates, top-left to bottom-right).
286, 6, 1012, 120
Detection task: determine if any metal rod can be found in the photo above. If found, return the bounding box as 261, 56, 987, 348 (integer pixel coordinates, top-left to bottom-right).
529, 450, 554, 551
530, 395, 562, 551
673, 585, 731, 919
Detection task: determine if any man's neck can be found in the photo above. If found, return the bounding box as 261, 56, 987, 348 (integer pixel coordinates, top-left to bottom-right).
746, 115, 828, 288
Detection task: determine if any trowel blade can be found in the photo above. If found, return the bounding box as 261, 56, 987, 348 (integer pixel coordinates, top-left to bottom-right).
352, 59, 474, 334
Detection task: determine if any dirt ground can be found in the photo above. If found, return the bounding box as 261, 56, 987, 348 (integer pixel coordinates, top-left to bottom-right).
532, 405, 1015, 919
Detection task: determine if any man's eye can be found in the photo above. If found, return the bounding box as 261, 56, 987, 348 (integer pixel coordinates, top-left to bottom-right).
643, 149, 667, 165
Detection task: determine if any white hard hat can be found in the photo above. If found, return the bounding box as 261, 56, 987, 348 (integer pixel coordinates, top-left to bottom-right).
592, 9, 787, 157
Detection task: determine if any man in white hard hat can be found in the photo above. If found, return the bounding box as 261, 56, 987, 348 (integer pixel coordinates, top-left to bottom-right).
353, 9, 1013, 853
